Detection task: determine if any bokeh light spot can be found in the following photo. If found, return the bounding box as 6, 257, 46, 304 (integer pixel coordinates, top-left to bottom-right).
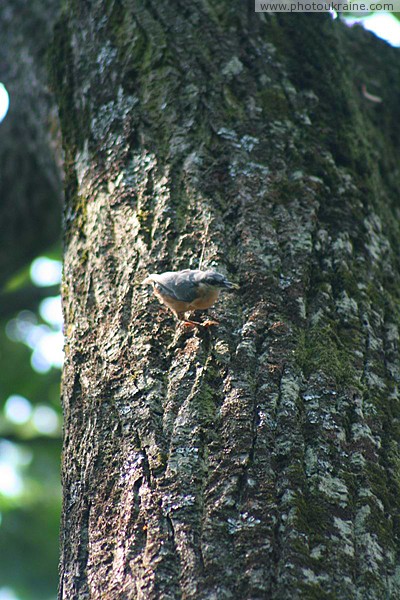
39, 296, 63, 328
30, 257, 62, 287
32, 405, 60, 435
4, 395, 32, 425
0, 83, 10, 123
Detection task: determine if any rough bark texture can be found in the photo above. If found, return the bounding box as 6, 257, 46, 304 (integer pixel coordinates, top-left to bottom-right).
0, 0, 62, 287
55, 2, 400, 599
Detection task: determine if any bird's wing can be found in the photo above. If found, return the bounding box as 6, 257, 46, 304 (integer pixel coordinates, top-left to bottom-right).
155, 270, 200, 302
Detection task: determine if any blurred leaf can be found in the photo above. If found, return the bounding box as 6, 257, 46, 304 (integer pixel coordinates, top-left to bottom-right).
4, 266, 31, 293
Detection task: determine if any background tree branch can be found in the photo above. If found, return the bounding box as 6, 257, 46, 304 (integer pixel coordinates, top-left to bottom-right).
0, 0, 63, 288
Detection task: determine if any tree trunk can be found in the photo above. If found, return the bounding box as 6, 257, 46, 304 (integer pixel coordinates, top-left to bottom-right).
55, 3, 400, 599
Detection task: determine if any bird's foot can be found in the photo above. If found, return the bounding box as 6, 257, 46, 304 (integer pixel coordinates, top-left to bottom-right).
182, 319, 202, 328
181, 318, 218, 329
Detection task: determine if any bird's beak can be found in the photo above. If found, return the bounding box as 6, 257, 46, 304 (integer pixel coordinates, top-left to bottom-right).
142, 276, 153, 286
224, 282, 239, 290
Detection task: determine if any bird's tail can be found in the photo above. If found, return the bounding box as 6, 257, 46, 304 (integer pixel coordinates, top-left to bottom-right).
142, 275, 155, 285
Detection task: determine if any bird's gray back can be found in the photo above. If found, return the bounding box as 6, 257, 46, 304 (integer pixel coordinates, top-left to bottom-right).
154, 270, 200, 303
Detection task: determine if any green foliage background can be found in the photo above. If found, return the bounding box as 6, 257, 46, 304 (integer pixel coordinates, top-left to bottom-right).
0, 251, 62, 600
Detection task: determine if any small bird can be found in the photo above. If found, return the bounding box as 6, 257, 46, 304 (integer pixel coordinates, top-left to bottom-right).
142, 269, 239, 327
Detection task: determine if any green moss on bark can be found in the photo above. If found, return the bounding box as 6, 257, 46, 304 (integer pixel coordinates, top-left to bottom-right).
294, 324, 358, 386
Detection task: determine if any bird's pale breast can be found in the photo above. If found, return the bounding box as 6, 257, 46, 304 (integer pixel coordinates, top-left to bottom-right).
189, 286, 219, 310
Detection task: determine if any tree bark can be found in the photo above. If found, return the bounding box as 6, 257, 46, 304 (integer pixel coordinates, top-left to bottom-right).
55, 2, 400, 599
0, 0, 63, 287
